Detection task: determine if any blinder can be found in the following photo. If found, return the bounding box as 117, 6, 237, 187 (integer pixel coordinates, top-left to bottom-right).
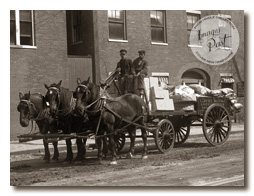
46, 86, 60, 106
17, 99, 36, 120
76, 84, 91, 102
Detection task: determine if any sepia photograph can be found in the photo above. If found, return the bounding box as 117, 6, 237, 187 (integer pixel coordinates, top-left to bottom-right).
5, 0, 252, 193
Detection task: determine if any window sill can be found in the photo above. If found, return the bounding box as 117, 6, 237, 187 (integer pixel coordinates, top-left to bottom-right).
151, 42, 168, 46
10, 45, 37, 49
188, 45, 202, 48
108, 39, 128, 43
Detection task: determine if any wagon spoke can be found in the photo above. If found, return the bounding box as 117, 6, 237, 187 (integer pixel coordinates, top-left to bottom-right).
206, 115, 215, 123
220, 127, 229, 135
218, 128, 226, 139
212, 128, 217, 142
221, 115, 229, 122
222, 125, 229, 129
219, 109, 227, 121
216, 130, 221, 143
177, 130, 184, 140
164, 140, 169, 149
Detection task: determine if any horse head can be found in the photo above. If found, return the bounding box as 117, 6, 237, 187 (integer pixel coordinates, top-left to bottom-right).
44, 80, 62, 117
73, 77, 93, 116
17, 91, 39, 127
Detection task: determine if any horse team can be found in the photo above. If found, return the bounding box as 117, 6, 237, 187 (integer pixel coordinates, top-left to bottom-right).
17, 77, 148, 165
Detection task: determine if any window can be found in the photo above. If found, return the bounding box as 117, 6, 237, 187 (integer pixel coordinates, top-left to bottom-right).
10, 10, 36, 47
150, 10, 167, 43
108, 10, 127, 41
187, 11, 201, 46
219, 73, 234, 90
71, 11, 82, 44
218, 14, 232, 49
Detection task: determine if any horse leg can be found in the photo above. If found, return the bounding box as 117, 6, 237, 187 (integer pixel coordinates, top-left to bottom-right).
96, 136, 103, 163
75, 138, 85, 162
102, 136, 108, 158
108, 132, 118, 164
83, 138, 87, 159
43, 138, 50, 163
52, 141, 59, 161
141, 127, 148, 159
126, 128, 136, 159
64, 139, 73, 163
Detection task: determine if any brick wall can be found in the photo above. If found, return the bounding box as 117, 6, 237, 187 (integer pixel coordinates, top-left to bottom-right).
11, 11, 77, 140
94, 10, 244, 121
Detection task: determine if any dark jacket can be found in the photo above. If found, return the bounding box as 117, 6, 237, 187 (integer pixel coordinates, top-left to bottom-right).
132, 57, 148, 76
116, 58, 133, 76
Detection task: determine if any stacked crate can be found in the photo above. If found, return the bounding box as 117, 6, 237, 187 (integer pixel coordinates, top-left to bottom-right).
144, 77, 174, 112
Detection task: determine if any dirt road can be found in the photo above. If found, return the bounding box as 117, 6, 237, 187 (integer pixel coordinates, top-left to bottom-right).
10, 131, 244, 186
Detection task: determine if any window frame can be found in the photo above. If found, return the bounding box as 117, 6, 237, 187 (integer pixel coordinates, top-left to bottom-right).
10, 10, 36, 49
150, 10, 167, 44
186, 10, 201, 47
108, 10, 128, 42
71, 10, 83, 45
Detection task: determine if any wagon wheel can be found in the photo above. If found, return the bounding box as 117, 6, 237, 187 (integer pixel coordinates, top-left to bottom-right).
203, 104, 232, 146
154, 119, 175, 153
114, 133, 126, 152
174, 124, 190, 145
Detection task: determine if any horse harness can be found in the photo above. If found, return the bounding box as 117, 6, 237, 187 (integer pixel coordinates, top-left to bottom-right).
19, 99, 50, 121
48, 86, 75, 117
19, 99, 52, 134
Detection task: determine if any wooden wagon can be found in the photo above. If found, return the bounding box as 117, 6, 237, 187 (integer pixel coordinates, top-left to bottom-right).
18, 72, 235, 154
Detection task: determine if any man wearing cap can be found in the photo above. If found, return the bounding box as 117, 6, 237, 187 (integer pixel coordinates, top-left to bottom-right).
115, 49, 134, 95
132, 50, 148, 96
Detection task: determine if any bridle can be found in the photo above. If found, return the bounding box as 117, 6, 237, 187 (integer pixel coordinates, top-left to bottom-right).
19, 99, 38, 121
19, 99, 50, 121
47, 86, 60, 112
76, 84, 104, 115
47, 86, 76, 117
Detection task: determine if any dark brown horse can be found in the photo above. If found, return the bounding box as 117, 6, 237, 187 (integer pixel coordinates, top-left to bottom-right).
74, 77, 148, 165
44, 81, 85, 163
17, 92, 59, 162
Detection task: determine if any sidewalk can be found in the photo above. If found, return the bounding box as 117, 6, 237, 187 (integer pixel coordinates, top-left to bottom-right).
10, 123, 244, 153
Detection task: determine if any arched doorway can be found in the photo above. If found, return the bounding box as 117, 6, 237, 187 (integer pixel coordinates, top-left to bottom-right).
181, 68, 211, 88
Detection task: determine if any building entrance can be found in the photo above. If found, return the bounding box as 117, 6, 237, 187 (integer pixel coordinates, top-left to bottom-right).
181, 68, 210, 89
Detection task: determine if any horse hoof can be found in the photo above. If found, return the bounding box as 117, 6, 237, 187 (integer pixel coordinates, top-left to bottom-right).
74, 161, 82, 165
110, 161, 117, 165
63, 160, 72, 164
126, 153, 133, 159
51, 159, 59, 163
43, 160, 50, 164
52, 158, 59, 162
142, 155, 148, 159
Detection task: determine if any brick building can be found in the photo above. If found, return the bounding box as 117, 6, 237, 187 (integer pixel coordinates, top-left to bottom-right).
10, 10, 244, 140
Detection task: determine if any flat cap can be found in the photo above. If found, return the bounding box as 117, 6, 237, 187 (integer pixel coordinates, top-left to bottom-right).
138, 50, 145, 54
120, 49, 127, 54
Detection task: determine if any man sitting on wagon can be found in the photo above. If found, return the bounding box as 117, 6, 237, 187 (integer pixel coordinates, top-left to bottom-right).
115, 49, 134, 95
132, 50, 148, 96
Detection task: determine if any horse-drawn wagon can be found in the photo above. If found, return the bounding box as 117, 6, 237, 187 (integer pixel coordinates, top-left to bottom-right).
17, 71, 242, 163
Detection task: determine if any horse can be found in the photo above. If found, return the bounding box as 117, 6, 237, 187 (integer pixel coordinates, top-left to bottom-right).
17, 91, 59, 163
73, 77, 148, 165
44, 80, 85, 163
